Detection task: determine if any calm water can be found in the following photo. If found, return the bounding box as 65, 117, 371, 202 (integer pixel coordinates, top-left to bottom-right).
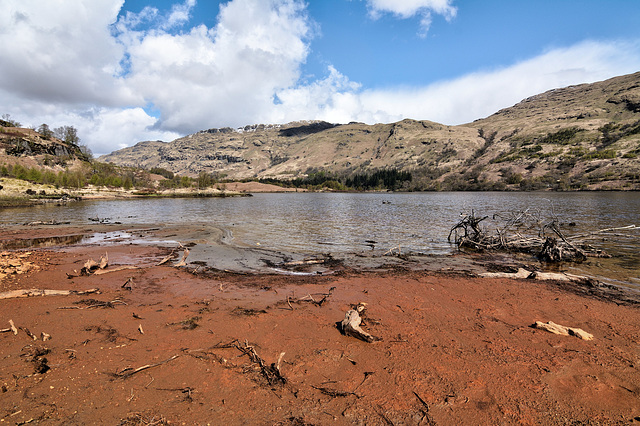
1, 192, 639, 286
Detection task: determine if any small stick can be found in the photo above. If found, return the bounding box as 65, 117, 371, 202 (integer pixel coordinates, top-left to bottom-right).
9, 320, 18, 335
138, 324, 144, 335
93, 266, 138, 275
20, 327, 38, 340
156, 252, 176, 266
122, 277, 134, 290
115, 355, 179, 379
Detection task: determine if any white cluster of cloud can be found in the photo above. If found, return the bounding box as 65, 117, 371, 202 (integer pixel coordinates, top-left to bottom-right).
364, 0, 457, 37
1, 0, 639, 156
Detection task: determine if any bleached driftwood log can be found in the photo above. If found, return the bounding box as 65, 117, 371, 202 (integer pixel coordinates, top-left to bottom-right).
479, 268, 596, 285
340, 304, 380, 343
0, 288, 100, 300
175, 248, 190, 267
534, 321, 593, 340
80, 253, 108, 275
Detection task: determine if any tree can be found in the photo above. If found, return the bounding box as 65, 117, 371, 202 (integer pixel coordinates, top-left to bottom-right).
53, 125, 80, 145
38, 123, 54, 139
1, 114, 21, 127
197, 171, 213, 189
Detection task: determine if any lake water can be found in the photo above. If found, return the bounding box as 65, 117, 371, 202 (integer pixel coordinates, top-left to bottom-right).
1, 192, 639, 287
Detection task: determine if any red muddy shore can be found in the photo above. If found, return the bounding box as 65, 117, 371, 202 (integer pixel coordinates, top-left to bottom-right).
1, 226, 640, 425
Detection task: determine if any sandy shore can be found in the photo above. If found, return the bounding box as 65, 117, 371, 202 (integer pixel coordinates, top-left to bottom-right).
1, 224, 640, 425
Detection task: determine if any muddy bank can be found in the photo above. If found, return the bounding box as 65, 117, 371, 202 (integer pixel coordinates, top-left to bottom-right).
1, 225, 640, 424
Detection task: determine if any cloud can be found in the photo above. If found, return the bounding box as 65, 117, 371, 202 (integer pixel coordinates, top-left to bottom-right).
294, 39, 640, 126
121, 0, 313, 134
0, 0, 316, 155
163, 0, 196, 30
0, 0, 137, 106
1, 0, 639, 158
364, 0, 457, 36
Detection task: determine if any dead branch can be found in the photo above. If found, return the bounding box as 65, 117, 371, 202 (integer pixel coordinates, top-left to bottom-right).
81, 253, 108, 275
114, 354, 179, 379
449, 210, 631, 263
340, 303, 381, 343
283, 258, 325, 266
283, 287, 335, 309
383, 246, 402, 256
175, 248, 190, 267
533, 321, 593, 340
122, 277, 134, 291
312, 385, 359, 398
19, 327, 38, 340
156, 252, 176, 266
234, 340, 286, 386
10, 319, 18, 334
93, 265, 138, 275
0, 288, 100, 300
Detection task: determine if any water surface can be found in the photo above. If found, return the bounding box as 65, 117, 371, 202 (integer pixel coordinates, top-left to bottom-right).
2, 192, 638, 287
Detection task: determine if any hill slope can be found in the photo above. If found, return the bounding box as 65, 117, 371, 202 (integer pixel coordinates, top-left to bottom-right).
100, 72, 640, 190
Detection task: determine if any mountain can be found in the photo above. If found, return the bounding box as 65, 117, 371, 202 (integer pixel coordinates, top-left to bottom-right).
100, 72, 640, 190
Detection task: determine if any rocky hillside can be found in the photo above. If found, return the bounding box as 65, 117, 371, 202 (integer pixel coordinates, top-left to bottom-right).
0, 123, 85, 160
100, 72, 640, 190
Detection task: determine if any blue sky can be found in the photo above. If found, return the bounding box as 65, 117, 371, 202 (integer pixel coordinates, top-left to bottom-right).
1, 0, 639, 155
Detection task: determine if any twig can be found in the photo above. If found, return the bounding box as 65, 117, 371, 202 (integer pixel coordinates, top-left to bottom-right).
234, 340, 286, 386
114, 355, 179, 379
312, 385, 359, 398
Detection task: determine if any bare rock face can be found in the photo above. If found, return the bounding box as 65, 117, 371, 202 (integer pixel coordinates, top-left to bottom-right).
0, 127, 79, 158
100, 72, 640, 190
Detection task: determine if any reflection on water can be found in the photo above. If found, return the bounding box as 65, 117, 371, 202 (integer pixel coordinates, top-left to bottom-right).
1, 192, 638, 286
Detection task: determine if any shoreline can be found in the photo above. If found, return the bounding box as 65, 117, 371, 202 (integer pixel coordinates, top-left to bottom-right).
1, 225, 640, 424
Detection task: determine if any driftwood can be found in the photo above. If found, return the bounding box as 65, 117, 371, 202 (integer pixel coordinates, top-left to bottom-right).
479, 268, 597, 285
175, 248, 190, 267
284, 287, 336, 309
283, 259, 325, 267
24, 220, 71, 226
114, 354, 179, 379
448, 210, 633, 263
20, 327, 38, 340
81, 253, 108, 275
234, 340, 287, 386
383, 246, 402, 256
340, 303, 381, 343
1, 320, 18, 336
156, 253, 176, 266
0, 288, 100, 300
122, 277, 134, 290
534, 321, 594, 341
312, 385, 359, 398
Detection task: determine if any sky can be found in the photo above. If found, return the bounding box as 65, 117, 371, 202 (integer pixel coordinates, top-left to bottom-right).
1, 1, 640, 156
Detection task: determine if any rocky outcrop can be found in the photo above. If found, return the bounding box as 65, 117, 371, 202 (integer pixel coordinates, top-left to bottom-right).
0, 127, 79, 158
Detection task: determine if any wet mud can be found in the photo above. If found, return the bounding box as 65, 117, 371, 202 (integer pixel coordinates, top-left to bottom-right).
1, 224, 640, 424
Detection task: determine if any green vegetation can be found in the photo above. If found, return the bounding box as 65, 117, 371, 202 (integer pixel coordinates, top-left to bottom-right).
256, 168, 412, 191
599, 120, 640, 147
538, 127, 585, 145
